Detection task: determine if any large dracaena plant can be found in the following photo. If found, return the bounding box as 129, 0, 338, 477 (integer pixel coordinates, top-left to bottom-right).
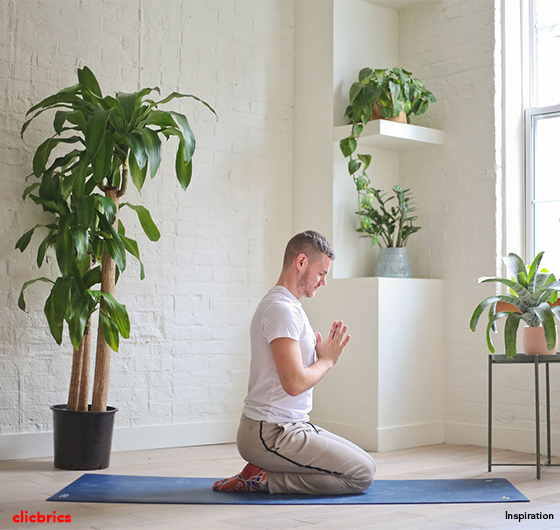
470, 252, 560, 360
16, 66, 216, 412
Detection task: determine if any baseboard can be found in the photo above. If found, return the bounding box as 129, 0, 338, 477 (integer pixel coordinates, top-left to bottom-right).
310, 419, 444, 452
0, 420, 238, 462
444, 421, 560, 458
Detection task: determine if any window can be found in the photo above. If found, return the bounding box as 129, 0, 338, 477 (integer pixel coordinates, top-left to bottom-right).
525, 0, 560, 270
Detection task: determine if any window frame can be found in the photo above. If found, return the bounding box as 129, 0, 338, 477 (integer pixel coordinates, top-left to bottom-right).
525, 104, 560, 262
523, 0, 560, 264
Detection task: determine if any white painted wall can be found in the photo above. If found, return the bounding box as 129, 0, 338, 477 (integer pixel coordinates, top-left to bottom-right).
333, 0, 400, 279
398, 0, 500, 448
0, 0, 294, 458
307, 278, 444, 452
398, 0, 560, 456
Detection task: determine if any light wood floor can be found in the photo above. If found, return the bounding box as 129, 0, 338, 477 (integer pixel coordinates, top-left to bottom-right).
1, 443, 560, 529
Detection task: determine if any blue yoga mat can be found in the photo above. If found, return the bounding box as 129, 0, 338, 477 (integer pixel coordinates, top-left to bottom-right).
47, 474, 529, 505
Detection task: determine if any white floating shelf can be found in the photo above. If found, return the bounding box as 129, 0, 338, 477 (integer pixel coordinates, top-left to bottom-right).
333, 120, 444, 151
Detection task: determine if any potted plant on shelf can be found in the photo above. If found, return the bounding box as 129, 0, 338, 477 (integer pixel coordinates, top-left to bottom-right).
470, 252, 560, 360
16, 66, 216, 470
339, 67, 436, 203
355, 177, 421, 278
346, 67, 436, 125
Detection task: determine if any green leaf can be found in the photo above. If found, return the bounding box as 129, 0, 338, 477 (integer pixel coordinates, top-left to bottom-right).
129, 150, 148, 191
33, 137, 81, 177
37, 230, 56, 267
358, 68, 373, 83
340, 137, 357, 158
534, 302, 557, 351
22, 182, 41, 201
469, 295, 527, 332
18, 277, 54, 311
357, 154, 372, 171
175, 141, 193, 190
349, 82, 364, 104
85, 109, 112, 159
92, 135, 113, 183
101, 293, 130, 338
78, 66, 102, 97
15, 224, 44, 253
169, 111, 196, 164
99, 310, 120, 351
72, 155, 89, 198
105, 237, 127, 272
72, 226, 88, 261
121, 234, 145, 280
83, 266, 102, 288
348, 159, 361, 175
97, 211, 126, 271
527, 251, 545, 291
148, 92, 217, 118
504, 313, 522, 360
55, 216, 74, 276
502, 253, 527, 285
95, 195, 118, 225
76, 195, 96, 228
68, 298, 94, 350
123, 132, 147, 169
140, 128, 162, 178
121, 203, 161, 241
484, 311, 513, 354
144, 110, 177, 128
477, 277, 532, 305
116, 92, 137, 124
44, 277, 72, 345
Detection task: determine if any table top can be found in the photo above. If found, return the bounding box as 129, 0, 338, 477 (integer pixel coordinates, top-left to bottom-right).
490, 353, 560, 363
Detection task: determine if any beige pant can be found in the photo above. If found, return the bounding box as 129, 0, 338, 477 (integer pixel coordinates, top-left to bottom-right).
237, 414, 376, 495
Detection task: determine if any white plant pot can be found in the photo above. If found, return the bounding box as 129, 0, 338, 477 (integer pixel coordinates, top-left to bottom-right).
522, 325, 557, 355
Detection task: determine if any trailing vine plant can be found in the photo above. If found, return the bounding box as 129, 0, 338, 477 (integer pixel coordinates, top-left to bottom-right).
339, 67, 433, 247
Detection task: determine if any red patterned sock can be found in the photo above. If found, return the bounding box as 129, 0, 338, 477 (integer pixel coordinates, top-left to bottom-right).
212, 463, 268, 493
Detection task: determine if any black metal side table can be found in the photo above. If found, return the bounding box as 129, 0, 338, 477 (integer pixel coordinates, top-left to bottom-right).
488, 353, 560, 479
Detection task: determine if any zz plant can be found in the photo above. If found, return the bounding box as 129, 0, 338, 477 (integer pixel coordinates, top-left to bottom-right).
16, 66, 216, 412
470, 252, 560, 360
356, 184, 420, 247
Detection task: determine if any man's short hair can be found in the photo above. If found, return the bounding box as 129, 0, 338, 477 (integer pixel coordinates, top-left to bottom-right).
282, 230, 335, 269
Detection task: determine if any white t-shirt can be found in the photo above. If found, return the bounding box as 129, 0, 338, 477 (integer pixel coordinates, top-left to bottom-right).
242, 285, 317, 423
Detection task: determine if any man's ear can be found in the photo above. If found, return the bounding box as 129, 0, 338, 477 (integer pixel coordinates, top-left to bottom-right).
296, 253, 308, 271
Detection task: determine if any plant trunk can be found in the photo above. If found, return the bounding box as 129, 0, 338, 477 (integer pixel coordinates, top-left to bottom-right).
77, 320, 92, 412
67, 341, 84, 412
91, 188, 119, 412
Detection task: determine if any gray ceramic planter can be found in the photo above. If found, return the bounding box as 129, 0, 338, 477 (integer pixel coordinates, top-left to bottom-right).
375, 247, 412, 278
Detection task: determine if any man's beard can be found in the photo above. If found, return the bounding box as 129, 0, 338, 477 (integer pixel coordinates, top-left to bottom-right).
297, 270, 318, 298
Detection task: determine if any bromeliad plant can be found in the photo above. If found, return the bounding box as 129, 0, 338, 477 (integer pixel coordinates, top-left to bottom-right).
16, 66, 216, 412
356, 184, 421, 247
470, 252, 560, 360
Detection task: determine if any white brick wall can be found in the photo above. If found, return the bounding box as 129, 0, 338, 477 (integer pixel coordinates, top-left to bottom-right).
400, 0, 498, 435
399, 0, 560, 454
0, 0, 294, 439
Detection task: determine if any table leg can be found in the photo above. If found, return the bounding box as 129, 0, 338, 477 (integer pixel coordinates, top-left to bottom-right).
488, 354, 492, 473
535, 356, 541, 479
546, 362, 551, 465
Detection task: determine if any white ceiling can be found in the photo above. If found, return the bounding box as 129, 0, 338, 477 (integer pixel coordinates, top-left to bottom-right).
360, 0, 436, 11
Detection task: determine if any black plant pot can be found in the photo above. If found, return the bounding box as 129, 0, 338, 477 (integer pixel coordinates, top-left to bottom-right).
51, 404, 118, 470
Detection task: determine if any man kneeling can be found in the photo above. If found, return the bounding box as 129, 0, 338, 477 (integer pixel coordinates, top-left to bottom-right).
213, 231, 376, 495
